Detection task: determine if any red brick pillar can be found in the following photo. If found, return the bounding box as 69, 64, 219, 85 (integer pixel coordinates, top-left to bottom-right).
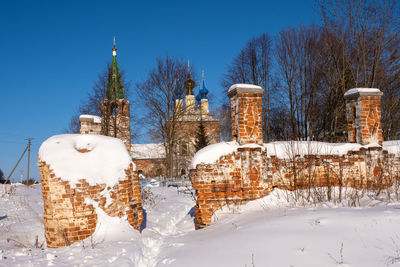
228, 84, 264, 145
344, 88, 383, 145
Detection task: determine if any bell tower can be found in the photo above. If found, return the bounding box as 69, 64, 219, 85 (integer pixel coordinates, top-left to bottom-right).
101, 38, 131, 150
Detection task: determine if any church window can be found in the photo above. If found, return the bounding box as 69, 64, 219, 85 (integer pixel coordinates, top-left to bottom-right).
111, 103, 119, 116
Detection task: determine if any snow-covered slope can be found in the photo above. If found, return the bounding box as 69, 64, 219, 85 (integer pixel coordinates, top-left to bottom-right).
158, 190, 400, 266
1, 184, 400, 266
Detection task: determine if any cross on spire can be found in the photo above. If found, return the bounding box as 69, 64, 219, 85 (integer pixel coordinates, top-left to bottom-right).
112, 37, 117, 57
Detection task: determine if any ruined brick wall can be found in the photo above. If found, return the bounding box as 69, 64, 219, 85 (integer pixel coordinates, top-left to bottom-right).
191, 84, 267, 228
191, 145, 400, 228
270, 147, 397, 190
191, 146, 272, 228
191, 86, 399, 229
38, 161, 142, 248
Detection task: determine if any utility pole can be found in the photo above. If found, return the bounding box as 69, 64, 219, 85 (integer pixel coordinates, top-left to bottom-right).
6, 138, 33, 184
25, 138, 32, 182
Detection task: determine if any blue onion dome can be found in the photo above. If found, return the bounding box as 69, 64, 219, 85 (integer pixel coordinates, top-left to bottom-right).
199, 80, 209, 99
195, 91, 202, 102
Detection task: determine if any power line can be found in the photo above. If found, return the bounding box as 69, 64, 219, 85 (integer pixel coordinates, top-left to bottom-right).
5, 138, 34, 183
0, 132, 29, 139
0, 139, 26, 144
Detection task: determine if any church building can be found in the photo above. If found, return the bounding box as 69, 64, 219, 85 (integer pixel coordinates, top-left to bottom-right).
132, 66, 220, 178
79, 41, 220, 179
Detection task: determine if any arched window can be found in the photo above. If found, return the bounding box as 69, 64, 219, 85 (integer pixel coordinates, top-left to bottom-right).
111, 102, 119, 116
121, 102, 125, 115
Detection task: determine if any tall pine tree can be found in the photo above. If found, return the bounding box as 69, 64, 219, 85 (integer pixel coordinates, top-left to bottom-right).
194, 122, 209, 152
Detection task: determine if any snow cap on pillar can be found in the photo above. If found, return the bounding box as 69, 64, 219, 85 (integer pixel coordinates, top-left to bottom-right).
227, 84, 263, 97
344, 88, 382, 99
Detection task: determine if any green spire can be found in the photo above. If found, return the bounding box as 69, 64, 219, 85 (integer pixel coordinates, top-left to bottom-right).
105, 38, 125, 99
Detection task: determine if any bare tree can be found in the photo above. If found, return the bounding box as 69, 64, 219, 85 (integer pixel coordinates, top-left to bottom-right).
271, 0, 400, 142
274, 26, 325, 140
275, 28, 301, 140
319, 0, 400, 139
136, 56, 190, 178
221, 0, 400, 143
222, 33, 273, 141
381, 40, 400, 139
216, 103, 232, 141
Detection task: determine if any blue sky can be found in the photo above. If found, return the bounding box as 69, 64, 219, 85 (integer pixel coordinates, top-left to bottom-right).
0, 0, 319, 181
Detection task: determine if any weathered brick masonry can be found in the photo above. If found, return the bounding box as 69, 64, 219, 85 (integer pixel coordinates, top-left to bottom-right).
191, 86, 399, 229
192, 146, 272, 228
228, 84, 263, 145
269, 147, 397, 190
38, 136, 142, 248
345, 89, 383, 145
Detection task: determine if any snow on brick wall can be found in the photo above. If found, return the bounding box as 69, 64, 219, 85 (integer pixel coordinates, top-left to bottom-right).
191, 145, 400, 228
38, 134, 142, 248
190, 86, 400, 229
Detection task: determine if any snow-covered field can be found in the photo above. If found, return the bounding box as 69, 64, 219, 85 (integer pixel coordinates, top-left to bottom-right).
1, 184, 400, 266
